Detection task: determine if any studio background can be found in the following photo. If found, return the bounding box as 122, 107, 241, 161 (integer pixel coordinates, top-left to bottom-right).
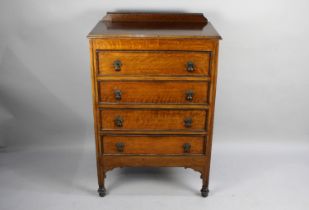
0, 0, 308, 210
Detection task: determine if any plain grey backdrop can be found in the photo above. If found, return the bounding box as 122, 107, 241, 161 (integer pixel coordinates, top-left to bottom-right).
0, 0, 308, 210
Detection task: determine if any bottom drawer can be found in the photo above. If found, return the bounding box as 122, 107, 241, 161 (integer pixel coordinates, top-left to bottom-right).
102, 136, 205, 155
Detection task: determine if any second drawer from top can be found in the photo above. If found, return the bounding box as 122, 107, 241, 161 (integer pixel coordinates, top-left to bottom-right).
98, 81, 209, 104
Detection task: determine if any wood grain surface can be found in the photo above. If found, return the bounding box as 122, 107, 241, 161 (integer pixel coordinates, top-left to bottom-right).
98, 81, 209, 104
100, 109, 207, 131
88, 12, 221, 197
97, 50, 210, 76
102, 136, 205, 155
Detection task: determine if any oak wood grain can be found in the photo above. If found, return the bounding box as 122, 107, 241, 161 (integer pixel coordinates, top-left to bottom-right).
92, 38, 217, 51
101, 155, 208, 170
88, 12, 221, 197
102, 136, 205, 155
100, 109, 207, 131
98, 104, 209, 110
97, 50, 210, 76
98, 81, 209, 104
103, 12, 208, 23
100, 130, 208, 135
88, 13, 221, 39
96, 75, 211, 81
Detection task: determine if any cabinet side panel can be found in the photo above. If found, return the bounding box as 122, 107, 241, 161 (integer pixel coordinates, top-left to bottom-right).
205, 40, 220, 186
89, 39, 104, 187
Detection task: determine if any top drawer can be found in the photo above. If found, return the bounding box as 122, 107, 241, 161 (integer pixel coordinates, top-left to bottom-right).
96, 51, 210, 76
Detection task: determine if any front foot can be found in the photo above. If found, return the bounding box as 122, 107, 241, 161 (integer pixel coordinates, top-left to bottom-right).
201, 186, 209, 197
98, 186, 106, 197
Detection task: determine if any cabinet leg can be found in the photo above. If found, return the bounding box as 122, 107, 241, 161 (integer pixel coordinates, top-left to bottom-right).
97, 162, 106, 197
200, 170, 209, 197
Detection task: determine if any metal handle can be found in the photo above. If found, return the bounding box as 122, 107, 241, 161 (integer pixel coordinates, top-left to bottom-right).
184, 118, 192, 128
114, 116, 123, 127
183, 143, 191, 153
114, 90, 122, 100
113, 60, 122, 71
186, 90, 194, 101
186, 61, 195, 72
116, 142, 125, 152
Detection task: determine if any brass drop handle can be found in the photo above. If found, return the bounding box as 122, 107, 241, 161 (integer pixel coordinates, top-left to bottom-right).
186, 90, 194, 101
113, 60, 122, 71
183, 143, 191, 153
114, 90, 122, 100
114, 116, 123, 127
186, 61, 195, 72
184, 118, 192, 128
116, 142, 125, 152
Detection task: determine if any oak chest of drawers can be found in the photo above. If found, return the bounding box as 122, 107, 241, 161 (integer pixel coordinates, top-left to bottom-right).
87, 12, 221, 197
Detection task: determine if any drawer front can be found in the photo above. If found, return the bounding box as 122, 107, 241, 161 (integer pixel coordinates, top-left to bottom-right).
100, 109, 207, 131
102, 136, 205, 155
97, 51, 210, 76
98, 81, 209, 104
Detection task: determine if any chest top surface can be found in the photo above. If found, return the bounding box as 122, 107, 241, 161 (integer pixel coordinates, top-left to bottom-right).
87, 12, 221, 39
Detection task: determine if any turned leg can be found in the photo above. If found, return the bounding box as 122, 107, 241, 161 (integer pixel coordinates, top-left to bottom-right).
200, 171, 210, 197
97, 171, 106, 197
97, 161, 106, 197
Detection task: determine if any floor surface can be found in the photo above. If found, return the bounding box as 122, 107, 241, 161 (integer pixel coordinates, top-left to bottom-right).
0, 141, 308, 210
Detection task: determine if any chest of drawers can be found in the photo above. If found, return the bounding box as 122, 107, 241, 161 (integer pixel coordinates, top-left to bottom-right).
87, 12, 221, 197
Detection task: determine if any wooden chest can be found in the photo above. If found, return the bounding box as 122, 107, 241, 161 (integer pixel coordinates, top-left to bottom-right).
87, 12, 221, 197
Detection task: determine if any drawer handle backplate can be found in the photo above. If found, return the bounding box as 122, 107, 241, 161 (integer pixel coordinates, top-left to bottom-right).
186, 90, 194, 101
114, 90, 122, 100
186, 61, 195, 72
116, 142, 125, 152
113, 60, 122, 71
184, 117, 192, 128
183, 143, 191, 153
114, 116, 123, 127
